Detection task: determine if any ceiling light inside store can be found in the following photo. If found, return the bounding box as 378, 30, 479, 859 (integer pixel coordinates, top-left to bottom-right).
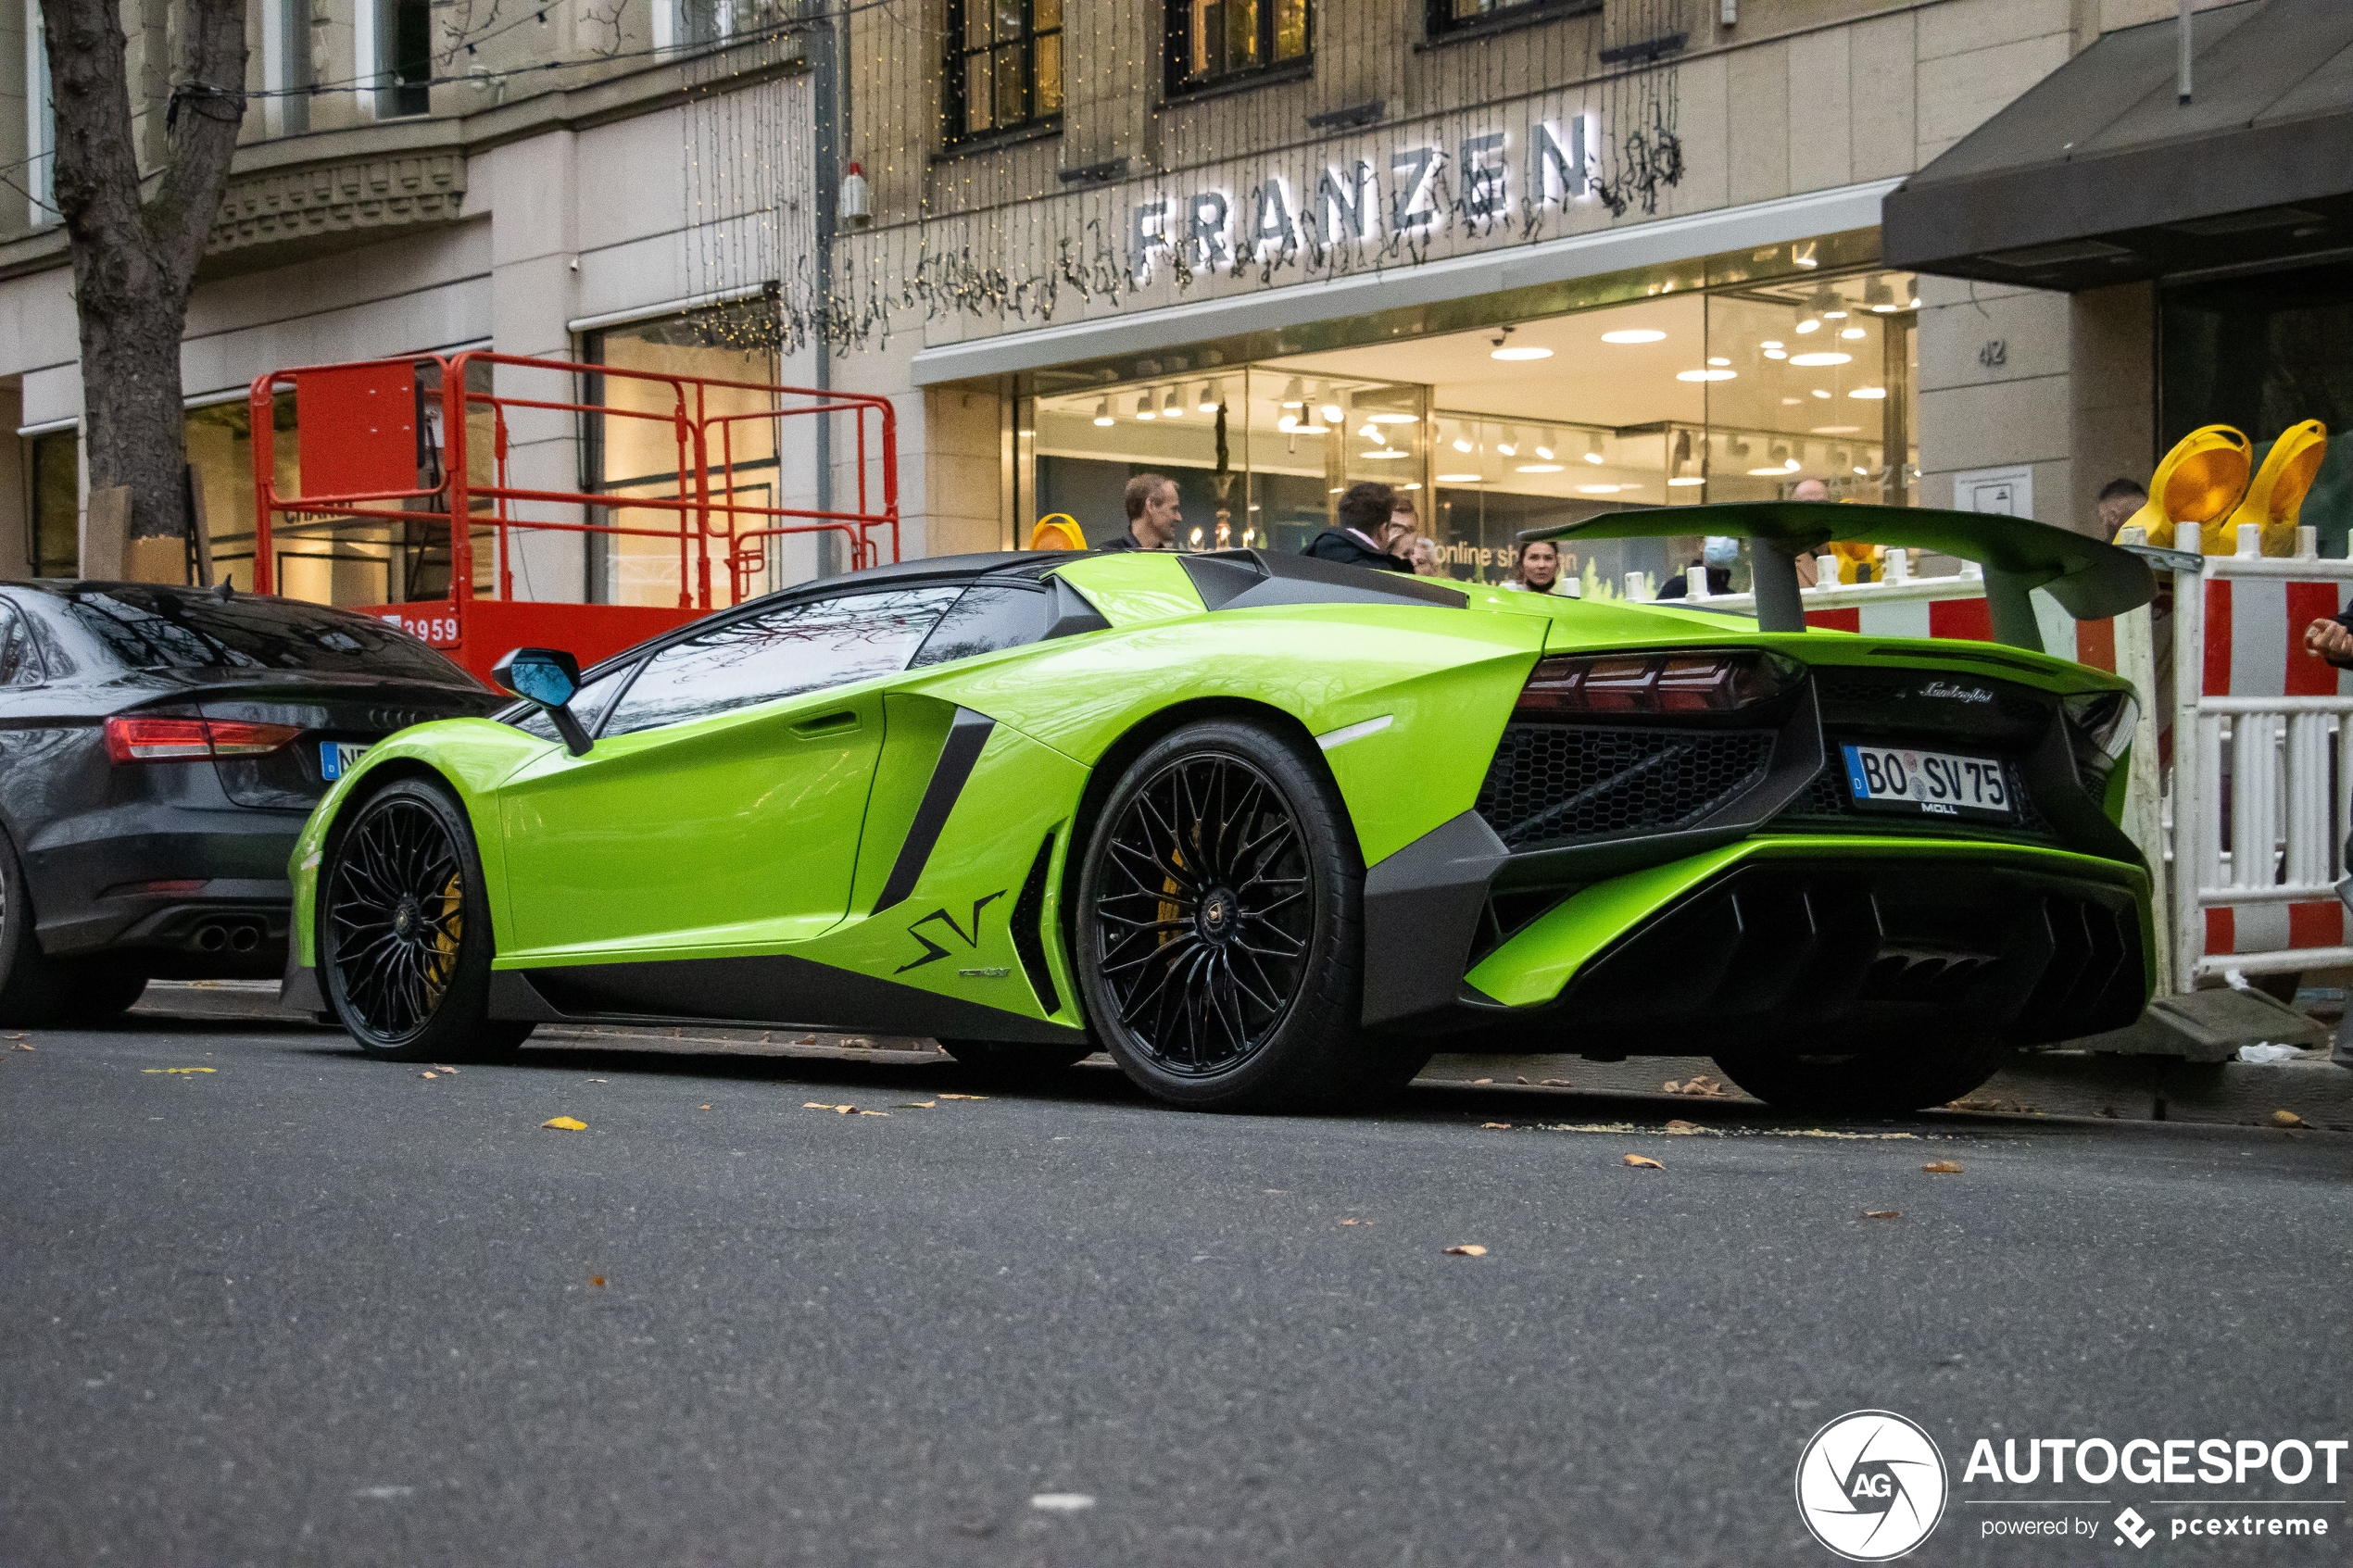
1677, 369, 1737, 383
1093, 399, 1113, 427
1811, 425, 1861, 435
1453, 437, 1474, 453
1321, 402, 1344, 424
1795, 319, 1821, 335
1363, 449, 1411, 460
1281, 378, 1304, 408
1707, 357, 1731, 368
1278, 413, 1298, 432
1436, 473, 1484, 483
1865, 279, 1895, 312
1359, 423, 1381, 440
1200, 383, 1221, 412
1367, 411, 1418, 424
1576, 483, 1621, 493
1536, 445, 1554, 460
1518, 463, 1566, 473
1763, 347, 1788, 360
1584, 434, 1604, 464
1823, 307, 1848, 321
1856, 466, 1871, 476
1812, 389, 1831, 399
1189, 528, 1204, 546
1791, 352, 1851, 367
1136, 394, 1155, 420
1841, 327, 1868, 341
1668, 476, 1706, 487
1762, 339, 1783, 349
1163, 388, 1184, 418
1498, 429, 1518, 457
1492, 345, 1554, 361
1849, 386, 1888, 399
1602, 329, 1667, 344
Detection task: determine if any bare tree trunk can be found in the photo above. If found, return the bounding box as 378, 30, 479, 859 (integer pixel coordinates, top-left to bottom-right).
43, 0, 246, 543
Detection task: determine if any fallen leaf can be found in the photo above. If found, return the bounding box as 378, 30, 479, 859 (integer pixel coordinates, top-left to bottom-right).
1442, 1244, 1488, 1257
1480, 1122, 1513, 1130
1029, 1493, 1095, 1513
1622, 1154, 1664, 1169
1862, 1210, 1902, 1220
794, 1035, 818, 1046
14, 1042, 33, 1051
1471, 1077, 1495, 1085
1514, 1075, 1530, 1085
698, 1104, 712, 1110
1665, 1119, 1701, 1134
1920, 1160, 1963, 1174
1539, 1077, 1572, 1087
2271, 1110, 2309, 1128
420, 1071, 438, 1079
899, 1100, 937, 1109
433, 1065, 458, 1074
1664, 1073, 1728, 1098
1339, 1218, 1370, 1226
937, 1093, 988, 1101
142, 1067, 216, 1074
802, 1101, 838, 1110
856, 1110, 889, 1117
585, 1078, 609, 1084
1263, 1188, 1287, 1194
542, 1115, 587, 1131
589, 1274, 606, 1287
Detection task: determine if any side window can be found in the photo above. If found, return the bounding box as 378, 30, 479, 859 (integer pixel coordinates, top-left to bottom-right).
908, 585, 1055, 669
512, 661, 635, 744
603, 586, 963, 738
0, 606, 38, 686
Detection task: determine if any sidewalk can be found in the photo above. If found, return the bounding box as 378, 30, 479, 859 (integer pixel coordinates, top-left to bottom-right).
135, 981, 2353, 1133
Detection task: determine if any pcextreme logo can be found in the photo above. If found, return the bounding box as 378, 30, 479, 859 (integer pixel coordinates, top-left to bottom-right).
1795, 1410, 1950, 1562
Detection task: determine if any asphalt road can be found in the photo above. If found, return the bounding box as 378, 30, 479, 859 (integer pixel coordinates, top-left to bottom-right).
3, 997, 2350, 1567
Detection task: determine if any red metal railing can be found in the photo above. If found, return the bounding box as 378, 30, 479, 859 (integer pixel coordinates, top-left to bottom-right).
246, 349, 900, 626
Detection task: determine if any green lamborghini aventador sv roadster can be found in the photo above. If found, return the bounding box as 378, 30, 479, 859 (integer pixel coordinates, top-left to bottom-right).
283, 501, 2159, 1115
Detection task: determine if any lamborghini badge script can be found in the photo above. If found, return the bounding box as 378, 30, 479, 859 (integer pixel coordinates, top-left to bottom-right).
897, 892, 1007, 973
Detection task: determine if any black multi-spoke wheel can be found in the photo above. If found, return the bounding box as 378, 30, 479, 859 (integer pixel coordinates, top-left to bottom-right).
321, 779, 529, 1062
1076, 720, 1416, 1112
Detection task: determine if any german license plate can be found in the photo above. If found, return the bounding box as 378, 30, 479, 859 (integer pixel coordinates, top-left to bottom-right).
321, 741, 369, 781
1841, 744, 2017, 822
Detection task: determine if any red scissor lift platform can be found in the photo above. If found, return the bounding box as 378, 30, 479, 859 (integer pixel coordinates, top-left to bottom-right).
248, 349, 900, 683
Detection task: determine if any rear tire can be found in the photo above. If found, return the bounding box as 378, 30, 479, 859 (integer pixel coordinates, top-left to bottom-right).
320, 778, 531, 1063
0, 831, 145, 1026
937, 1038, 1095, 1081
1710, 1042, 2013, 1116
1074, 718, 1413, 1112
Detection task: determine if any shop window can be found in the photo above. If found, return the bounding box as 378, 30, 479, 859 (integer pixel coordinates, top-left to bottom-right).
944, 0, 1062, 145
1166, 0, 1310, 97
27, 431, 77, 578
580, 302, 782, 607
24, 3, 56, 225
269, 0, 312, 136
1425, 0, 1598, 43
377, 0, 431, 118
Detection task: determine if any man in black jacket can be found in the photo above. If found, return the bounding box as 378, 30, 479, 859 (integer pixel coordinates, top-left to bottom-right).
1096, 473, 1183, 553
1303, 482, 1413, 572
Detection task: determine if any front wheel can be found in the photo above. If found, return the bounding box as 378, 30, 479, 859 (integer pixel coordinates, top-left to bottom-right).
1075, 719, 1412, 1112
320, 778, 531, 1063
1710, 1043, 2014, 1116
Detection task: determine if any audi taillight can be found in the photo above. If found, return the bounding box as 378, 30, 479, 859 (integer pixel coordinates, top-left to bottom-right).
1515, 650, 1805, 718
104, 717, 303, 764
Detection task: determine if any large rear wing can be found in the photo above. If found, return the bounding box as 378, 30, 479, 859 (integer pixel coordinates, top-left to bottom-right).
1523, 501, 2157, 653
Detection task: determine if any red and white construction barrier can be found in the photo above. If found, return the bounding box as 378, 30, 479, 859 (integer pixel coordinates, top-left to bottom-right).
2170, 525, 2353, 984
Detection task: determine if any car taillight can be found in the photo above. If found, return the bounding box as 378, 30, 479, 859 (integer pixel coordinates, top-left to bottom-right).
104, 717, 303, 763
1516, 650, 1805, 718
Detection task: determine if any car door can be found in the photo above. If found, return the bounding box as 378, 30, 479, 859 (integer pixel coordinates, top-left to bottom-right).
496, 584, 963, 961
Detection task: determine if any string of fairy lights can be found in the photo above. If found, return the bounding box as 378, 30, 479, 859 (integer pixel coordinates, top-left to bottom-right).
668, 0, 1692, 358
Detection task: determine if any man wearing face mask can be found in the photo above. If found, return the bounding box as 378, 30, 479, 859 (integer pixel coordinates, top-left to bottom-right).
1656, 535, 1740, 599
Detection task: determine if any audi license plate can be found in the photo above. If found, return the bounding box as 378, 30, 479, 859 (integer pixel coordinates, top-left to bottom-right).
1841, 744, 2017, 822
321, 742, 369, 782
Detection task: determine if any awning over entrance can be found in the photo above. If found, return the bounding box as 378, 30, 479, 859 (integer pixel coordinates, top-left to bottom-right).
1882, 0, 2353, 291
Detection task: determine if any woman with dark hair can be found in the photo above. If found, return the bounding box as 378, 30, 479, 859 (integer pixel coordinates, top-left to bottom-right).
1507, 539, 1570, 595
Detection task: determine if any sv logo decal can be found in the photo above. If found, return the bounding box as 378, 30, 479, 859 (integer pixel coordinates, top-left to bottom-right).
896, 891, 1007, 973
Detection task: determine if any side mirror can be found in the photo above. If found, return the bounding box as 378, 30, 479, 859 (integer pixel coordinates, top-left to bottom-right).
491, 646, 593, 757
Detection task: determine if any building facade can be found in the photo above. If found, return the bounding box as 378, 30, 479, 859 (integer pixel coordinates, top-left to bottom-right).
0, 0, 2273, 607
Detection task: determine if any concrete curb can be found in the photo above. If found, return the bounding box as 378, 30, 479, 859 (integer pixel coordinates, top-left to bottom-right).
136, 983, 2353, 1133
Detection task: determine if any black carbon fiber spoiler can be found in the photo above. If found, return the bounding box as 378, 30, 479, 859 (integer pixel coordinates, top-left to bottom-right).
1520, 501, 2157, 652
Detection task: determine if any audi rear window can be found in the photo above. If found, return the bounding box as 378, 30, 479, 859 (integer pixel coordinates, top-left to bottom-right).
60, 588, 474, 684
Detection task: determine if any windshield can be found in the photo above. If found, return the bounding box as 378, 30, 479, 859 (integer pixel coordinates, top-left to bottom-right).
59, 588, 475, 684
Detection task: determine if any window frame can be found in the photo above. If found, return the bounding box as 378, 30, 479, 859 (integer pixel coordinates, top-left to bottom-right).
1164, 0, 1313, 101
1422, 0, 1599, 45
941, 0, 1063, 148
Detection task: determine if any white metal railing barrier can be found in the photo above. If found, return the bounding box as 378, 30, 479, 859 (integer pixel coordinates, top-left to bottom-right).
2166, 521, 2353, 987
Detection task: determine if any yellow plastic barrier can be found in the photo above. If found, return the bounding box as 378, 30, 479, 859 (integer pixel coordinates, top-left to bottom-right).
2120, 425, 2251, 553
2222, 420, 2329, 557
1028, 513, 1087, 551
